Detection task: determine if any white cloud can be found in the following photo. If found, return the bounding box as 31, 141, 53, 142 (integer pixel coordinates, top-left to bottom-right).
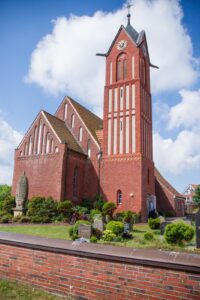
168, 89, 200, 130
0, 117, 23, 185
154, 130, 200, 175
153, 88, 200, 176
26, 0, 199, 111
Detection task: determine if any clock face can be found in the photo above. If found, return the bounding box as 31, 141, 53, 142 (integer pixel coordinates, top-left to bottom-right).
117, 40, 127, 51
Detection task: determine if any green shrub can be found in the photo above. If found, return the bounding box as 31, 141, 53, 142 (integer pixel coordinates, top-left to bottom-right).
90, 209, 102, 219
93, 196, 106, 211
102, 202, 116, 217
12, 215, 21, 222
164, 222, 194, 245
148, 218, 161, 230
27, 196, 57, 222
106, 221, 124, 235
0, 214, 12, 223
90, 236, 98, 243
144, 232, 154, 241
0, 185, 11, 202
2, 196, 15, 215
69, 220, 91, 240
114, 212, 126, 221
57, 200, 72, 214
80, 198, 94, 210
102, 230, 116, 241
19, 216, 30, 223
73, 205, 88, 215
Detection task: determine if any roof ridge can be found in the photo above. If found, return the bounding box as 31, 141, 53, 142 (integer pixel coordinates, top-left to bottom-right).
68, 96, 102, 122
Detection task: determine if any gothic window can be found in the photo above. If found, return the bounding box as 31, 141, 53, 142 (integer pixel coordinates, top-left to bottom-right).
46, 133, 50, 153
33, 126, 38, 154
37, 120, 43, 154
87, 139, 91, 158
71, 114, 75, 128
147, 168, 150, 184
117, 190, 122, 205
50, 138, 54, 153
28, 136, 33, 155
64, 103, 68, 120
24, 143, 28, 156
79, 127, 83, 142
55, 147, 59, 153
116, 53, 127, 81
73, 166, 78, 198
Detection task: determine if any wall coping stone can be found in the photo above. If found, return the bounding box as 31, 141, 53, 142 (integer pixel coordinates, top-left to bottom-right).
0, 232, 200, 273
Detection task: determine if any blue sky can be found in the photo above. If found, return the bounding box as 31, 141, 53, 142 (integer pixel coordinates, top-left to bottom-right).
0, 0, 200, 192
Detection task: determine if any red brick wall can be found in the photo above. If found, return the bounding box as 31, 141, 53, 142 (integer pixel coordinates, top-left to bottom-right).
0, 243, 199, 300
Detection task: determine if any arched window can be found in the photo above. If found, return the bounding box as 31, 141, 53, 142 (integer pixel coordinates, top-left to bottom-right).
87, 139, 91, 158
28, 136, 33, 155
24, 143, 28, 156
79, 127, 83, 142
46, 133, 50, 153
50, 138, 54, 153
20, 151, 23, 156
117, 190, 122, 205
33, 126, 38, 154
71, 114, 75, 128
55, 147, 59, 153
37, 120, 43, 154
73, 166, 78, 198
64, 103, 67, 120
147, 168, 150, 184
116, 53, 127, 81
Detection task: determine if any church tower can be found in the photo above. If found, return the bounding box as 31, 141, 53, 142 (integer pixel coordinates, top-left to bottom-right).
98, 9, 157, 220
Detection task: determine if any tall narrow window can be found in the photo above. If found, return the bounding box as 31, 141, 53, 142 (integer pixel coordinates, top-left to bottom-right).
79, 127, 83, 142
147, 168, 150, 184
64, 103, 68, 120
116, 53, 127, 81
50, 139, 54, 153
87, 139, 91, 158
28, 136, 33, 155
73, 166, 78, 198
46, 133, 50, 153
71, 114, 75, 128
117, 190, 122, 205
24, 143, 28, 156
37, 121, 43, 154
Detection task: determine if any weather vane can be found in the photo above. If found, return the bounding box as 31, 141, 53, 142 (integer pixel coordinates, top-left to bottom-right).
126, 2, 133, 25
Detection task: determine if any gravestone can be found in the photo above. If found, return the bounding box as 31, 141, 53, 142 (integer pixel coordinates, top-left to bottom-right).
195, 211, 200, 248
93, 215, 104, 232
78, 224, 92, 239
13, 172, 27, 217
160, 221, 171, 235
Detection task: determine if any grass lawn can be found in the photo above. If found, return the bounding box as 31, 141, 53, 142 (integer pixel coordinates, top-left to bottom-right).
0, 279, 63, 300
0, 223, 198, 253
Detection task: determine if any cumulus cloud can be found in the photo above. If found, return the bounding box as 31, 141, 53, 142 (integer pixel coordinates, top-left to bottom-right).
168, 89, 200, 130
26, 0, 199, 111
153, 88, 200, 176
0, 117, 23, 184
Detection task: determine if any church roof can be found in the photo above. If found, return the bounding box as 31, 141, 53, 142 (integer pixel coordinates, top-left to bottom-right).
68, 96, 103, 145
154, 168, 185, 199
43, 111, 85, 155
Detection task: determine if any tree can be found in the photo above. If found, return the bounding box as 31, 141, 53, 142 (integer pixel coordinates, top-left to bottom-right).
193, 185, 200, 209
0, 185, 11, 202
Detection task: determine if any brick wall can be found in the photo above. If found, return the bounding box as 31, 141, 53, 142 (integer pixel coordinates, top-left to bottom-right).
0, 233, 199, 300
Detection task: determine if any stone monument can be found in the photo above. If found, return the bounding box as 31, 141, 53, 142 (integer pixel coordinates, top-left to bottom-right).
78, 224, 92, 239
195, 211, 200, 248
93, 214, 104, 232
13, 172, 28, 217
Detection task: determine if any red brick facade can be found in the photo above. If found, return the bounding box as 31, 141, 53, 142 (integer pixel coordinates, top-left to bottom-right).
12, 19, 184, 219
0, 236, 199, 300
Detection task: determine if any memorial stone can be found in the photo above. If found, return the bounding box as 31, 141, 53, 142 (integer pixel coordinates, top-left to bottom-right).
93, 215, 104, 232
78, 224, 92, 239
13, 172, 27, 217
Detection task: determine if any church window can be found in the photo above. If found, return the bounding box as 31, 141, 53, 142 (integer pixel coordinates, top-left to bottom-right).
50, 139, 54, 153
64, 103, 67, 120
117, 53, 127, 81
147, 168, 150, 184
20, 151, 23, 156
24, 143, 28, 156
28, 136, 33, 155
117, 190, 122, 205
33, 126, 38, 154
55, 147, 59, 153
73, 166, 78, 198
87, 139, 91, 158
71, 114, 75, 128
37, 121, 43, 154
46, 133, 50, 153
79, 127, 83, 142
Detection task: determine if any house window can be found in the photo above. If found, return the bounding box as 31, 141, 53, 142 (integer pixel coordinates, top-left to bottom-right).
116, 53, 127, 81
117, 190, 122, 205
73, 166, 78, 198
79, 127, 83, 142
71, 114, 75, 128
87, 139, 91, 158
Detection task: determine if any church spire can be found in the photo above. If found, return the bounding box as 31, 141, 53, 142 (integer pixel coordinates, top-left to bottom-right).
127, 3, 132, 26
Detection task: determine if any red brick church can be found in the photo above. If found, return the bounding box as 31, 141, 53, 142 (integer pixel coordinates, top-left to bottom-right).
12, 13, 185, 220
